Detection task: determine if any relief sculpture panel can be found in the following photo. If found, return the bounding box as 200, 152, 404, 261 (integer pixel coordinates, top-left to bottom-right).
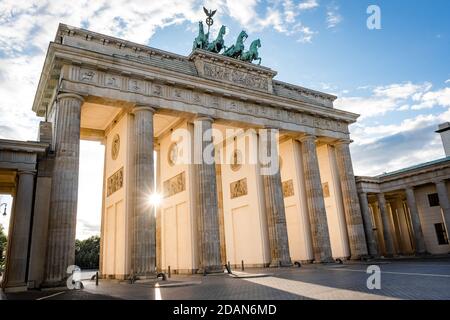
107, 167, 124, 197
203, 63, 269, 91
230, 178, 248, 199
163, 171, 186, 198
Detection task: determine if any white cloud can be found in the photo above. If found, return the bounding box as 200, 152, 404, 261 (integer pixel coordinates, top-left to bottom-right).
373, 82, 432, 100
350, 111, 449, 176
335, 82, 439, 119
326, 3, 342, 28
411, 87, 450, 110
222, 0, 321, 43
76, 141, 105, 239
298, 0, 319, 11
334, 81, 450, 175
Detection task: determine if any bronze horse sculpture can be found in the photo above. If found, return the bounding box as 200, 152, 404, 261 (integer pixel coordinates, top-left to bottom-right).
222, 30, 248, 59
240, 39, 262, 65
207, 25, 226, 53
192, 21, 209, 50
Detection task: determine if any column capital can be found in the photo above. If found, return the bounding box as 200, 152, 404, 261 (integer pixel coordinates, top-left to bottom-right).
57, 92, 84, 103
17, 169, 36, 176
376, 192, 386, 201
262, 125, 280, 131
433, 179, 447, 185
333, 138, 353, 146
132, 105, 156, 114
194, 114, 214, 123
296, 134, 317, 143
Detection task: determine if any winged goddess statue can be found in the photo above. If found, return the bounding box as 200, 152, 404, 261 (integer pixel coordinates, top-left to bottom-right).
203, 6, 216, 33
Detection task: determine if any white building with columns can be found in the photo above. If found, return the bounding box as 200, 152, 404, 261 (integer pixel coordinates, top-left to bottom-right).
0, 23, 448, 292
356, 126, 450, 257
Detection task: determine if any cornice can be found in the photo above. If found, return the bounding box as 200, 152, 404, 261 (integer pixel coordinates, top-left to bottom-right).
0, 139, 49, 154
35, 43, 359, 125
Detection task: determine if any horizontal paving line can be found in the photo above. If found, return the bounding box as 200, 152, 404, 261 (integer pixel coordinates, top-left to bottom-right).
243, 276, 397, 300
36, 291, 66, 300
326, 267, 450, 278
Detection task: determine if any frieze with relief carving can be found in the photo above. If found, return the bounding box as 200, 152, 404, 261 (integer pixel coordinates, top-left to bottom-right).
230, 178, 248, 199
163, 172, 186, 198
69, 66, 349, 135
203, 63, 269, 91
282, 179, 294, 198
107, 167, 124, 197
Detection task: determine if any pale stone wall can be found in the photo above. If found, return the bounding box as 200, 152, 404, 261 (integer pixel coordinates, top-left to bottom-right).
102, 113, 130, 279
159, 121, 197, 273
279, 139, 313, 262
414, 184, 450, 254
221, 131, 270, 267
316, 144, 350, 259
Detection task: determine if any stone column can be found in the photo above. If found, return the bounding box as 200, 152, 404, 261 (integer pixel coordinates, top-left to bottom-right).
435, 180, 450, 238
358, 192, 378, 256
405, 188, 426, 254
193, 116, 222, 273
215, 164, 227, 266
376, 193, 395, 256
44, 93, 83, 286
155, 143, 162, 272
3, 170, 35, 290
132, 105, 156, 276
260, 129, 291, 267
334, 140, 368, 259
297, 135, 333, 262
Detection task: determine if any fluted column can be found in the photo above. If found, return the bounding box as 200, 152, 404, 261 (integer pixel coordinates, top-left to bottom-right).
260, 129, 291, 267
44, 93, 83, 286
193, 116, 222, 273
376, 193, 395, 256
132, 105, 156, 276
404, 188, 426, 254
297, 135, 333, 262
358, 192, 378, 256
334, 140, 368, 259
435, 180, 450, 238
3, 170, 35, 290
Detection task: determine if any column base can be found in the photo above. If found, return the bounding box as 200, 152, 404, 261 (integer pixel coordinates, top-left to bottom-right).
313, 256, 335, 264
349, 254, 372, 261
2, 283, 28, 293
269, 259, 293, 268
41, 279, 69, 289
198, 265, 224, 274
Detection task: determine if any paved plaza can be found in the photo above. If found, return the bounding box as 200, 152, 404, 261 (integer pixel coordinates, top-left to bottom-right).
1, 258, 449, 300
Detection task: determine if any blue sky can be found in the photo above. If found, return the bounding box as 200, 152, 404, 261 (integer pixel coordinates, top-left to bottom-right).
0, 0, 449, 238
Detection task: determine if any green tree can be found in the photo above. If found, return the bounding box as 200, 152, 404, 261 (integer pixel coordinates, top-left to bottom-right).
0, 224, 7, 270
75, 236, 100, 270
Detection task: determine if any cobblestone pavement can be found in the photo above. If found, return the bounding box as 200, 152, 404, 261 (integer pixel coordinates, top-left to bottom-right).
1, 257, 449, 300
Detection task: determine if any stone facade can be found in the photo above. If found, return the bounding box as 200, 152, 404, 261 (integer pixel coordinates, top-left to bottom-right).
0, 23, 381, 291
356, 155, 450, 256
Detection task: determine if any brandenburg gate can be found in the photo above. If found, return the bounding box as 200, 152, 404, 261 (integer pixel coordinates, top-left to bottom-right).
0, 21, 369, 291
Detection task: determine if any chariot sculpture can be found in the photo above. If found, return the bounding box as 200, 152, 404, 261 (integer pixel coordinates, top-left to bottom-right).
192, 8, 262, 65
